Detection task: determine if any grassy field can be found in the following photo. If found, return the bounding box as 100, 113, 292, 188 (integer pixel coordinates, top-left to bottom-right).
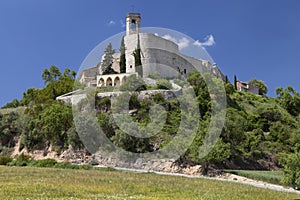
0, 166, 299, 199
224, 170, 284, 185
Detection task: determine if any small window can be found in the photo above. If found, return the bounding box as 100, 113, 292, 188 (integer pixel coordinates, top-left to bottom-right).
184, 69, 187, 74
130, 65, 133, 68
131, 20, 136, 30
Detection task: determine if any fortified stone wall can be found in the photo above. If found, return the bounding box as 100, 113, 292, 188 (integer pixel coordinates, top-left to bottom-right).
125, 33, 180, 76
125, 32, 213, 79
142, 48, 211, 79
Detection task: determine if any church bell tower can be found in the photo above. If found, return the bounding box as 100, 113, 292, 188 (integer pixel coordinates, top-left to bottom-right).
126, 13, 141, 36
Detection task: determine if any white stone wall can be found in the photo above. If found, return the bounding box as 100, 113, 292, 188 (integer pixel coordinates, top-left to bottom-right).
124, 32, 216, 79
124, 33, 179, 76
124, 34, 139, 73
78, 66, 98, 84
139, 33, 179, 54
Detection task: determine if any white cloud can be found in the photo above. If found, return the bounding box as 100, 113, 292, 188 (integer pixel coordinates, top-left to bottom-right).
108, 20, 116, 26
193, 35, 215, 47
161, 34, 190, 50
120, 20, 125, 28
178, 37, 190, 50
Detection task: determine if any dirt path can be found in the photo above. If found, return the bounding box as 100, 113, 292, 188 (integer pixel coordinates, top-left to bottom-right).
96, 166, 300, 195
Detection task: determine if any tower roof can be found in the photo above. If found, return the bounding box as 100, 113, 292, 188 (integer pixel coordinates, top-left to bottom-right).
126, 13, 141, 18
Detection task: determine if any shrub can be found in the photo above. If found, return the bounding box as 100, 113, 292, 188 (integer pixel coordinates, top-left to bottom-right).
0, 156, 12, 165
280, 152, 300, 188
156, 79, 172, 90
152, 93, 165, 104
54, 162, 80, 169
148, 72, 160, 79
89, 159, 99, 166
0, 146, 12, 156
119, 75, 147, 92
8, 153, 33, 166
173, 79, 186, 87
79, 164, 93, 170
36, 158, 57, 168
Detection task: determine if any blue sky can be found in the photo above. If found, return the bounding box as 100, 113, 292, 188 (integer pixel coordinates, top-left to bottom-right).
0, 0, 300, 107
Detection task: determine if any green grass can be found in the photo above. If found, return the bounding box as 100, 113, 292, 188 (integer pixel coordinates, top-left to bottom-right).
224, 170, 284, 185
0, 166, 299, 199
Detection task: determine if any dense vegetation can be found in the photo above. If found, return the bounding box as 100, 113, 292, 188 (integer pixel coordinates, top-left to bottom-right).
1, 66, 300, 187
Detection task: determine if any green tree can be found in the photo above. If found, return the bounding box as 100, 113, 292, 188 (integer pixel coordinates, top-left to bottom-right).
42, 66, 62, 100
248, 79, 268, 96
133, 35, 143, 77
42, 65, 61, 85
280, 152, 300, 188
20, 88, 39, 106
39, 101, 73, 146
276, 86, 300, 116
234, 75, 237, 90
119, 36, 126, 73
1, 99, 20, 109
102, 43, 117, 75
112, 129, 151, 153
222, 108, 247, 152
0, 112, 20, 147
60, 68, 77, 80
156, 79, 172, 90
186, 71, 211, 117
242, 129, 265, 159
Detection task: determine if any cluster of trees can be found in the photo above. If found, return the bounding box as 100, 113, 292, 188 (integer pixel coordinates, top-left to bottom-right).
2, 66, 79, 109
102, 35, 143, 77
1, 66, 83, 154
102, 37, 127, 75
1, 66, 300, 187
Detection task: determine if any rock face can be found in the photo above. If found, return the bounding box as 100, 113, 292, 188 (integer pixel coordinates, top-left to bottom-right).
93, 155, 208, 176
12, 137, 219, 177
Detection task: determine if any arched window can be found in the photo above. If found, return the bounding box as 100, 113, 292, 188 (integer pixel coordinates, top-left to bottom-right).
114, 77, 120, 86
99, 78, 105, 87
122, 76, 127, 84
106, 77, 113, 86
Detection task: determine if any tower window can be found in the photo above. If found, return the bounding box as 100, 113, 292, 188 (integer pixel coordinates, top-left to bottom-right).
131, 20, 136, 30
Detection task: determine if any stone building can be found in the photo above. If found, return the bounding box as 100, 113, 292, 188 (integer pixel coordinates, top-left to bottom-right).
236, 80, 259, 95
78, 12, 225, 87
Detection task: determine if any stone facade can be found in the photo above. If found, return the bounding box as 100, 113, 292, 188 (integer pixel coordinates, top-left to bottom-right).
236, 81, 259, 95
78, 12, 225, 87
124, 13, 225, 80
78, 66, 98, 84
97, 73, 137, 87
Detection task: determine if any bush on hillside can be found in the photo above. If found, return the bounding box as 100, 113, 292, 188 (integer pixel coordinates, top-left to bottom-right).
36, 158, 57, 168
0, 156, 12, 165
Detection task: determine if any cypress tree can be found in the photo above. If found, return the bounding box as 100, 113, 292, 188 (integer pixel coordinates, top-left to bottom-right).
133, 35, 143, 77
225, 75, 229, 84
234, 75, 237, 90
119, 36, 126, 73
